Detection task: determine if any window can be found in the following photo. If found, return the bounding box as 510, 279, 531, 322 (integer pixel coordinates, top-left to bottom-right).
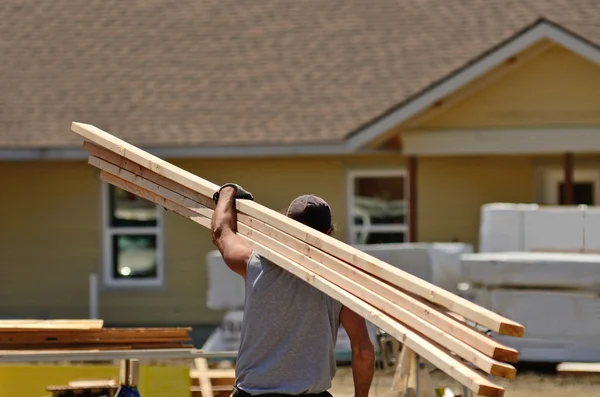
102, 182, 164, 287
347, 170, 409, 245
540, 168, 600, 206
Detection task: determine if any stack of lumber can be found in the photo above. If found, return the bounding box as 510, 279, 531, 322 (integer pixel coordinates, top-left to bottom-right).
71, 122, 526, 397
0, 319, 192, 350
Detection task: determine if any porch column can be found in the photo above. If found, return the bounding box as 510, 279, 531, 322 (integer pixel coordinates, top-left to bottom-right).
563, 152, 574, 205
408, 155, 418, 242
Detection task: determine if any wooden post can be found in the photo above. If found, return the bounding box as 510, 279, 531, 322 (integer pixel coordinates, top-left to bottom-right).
563, 152, 574, 205
408, 156, 418, 242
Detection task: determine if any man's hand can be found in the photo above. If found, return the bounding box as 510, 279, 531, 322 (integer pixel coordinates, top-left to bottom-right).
213, 183, 254, 203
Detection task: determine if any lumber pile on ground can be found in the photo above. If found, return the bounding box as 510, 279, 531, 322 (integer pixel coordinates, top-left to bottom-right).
71, 122, 526, 397
0, 319, 192, 350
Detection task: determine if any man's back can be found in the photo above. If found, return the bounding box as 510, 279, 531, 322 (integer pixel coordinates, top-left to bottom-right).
235, 252, 343, 395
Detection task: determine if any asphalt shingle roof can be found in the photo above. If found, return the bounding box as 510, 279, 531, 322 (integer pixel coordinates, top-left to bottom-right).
2, 1, 600, 149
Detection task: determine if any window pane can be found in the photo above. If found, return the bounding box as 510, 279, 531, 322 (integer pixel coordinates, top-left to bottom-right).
110, 185, 158, 227
353, 176, 406, 225
112, 234, 158, 279
558, 182, 595, 205
354, 231, 405, 245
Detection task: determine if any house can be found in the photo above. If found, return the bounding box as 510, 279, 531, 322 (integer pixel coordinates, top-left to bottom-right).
2, 1, 600, 329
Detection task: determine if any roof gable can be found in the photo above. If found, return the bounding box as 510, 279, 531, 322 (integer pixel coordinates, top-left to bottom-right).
348, 19, 600, 150
417, 42, 600, 129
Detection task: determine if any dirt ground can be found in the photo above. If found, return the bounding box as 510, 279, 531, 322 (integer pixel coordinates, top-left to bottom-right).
329, 364, 600, 397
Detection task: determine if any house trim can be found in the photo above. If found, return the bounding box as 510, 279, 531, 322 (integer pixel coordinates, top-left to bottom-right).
0, 144, 394, 161
402, 128, 600, 156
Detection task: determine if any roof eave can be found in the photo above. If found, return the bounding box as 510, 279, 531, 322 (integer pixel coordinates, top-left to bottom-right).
0, 141, 396, 161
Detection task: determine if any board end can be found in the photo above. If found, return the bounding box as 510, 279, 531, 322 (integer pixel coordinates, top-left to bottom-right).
499, 322, 525, 338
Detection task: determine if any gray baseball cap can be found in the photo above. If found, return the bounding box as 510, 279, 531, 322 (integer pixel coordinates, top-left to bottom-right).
285, 194, 332, 234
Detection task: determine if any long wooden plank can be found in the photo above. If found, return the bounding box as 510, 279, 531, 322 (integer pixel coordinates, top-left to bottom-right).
556, 362, 600, 376
0, 349, 235, 362
91, 158, 516, 377
195, 358, 215, 397
0, 320, 102, 326
0, 338, 190, 345
86, 151, 518, 364
0, 320, 103, 330
0, 334, 191, 343
98, 171, 504, 397
0, 328, 190, 337
73, 122, 524, 337
0, 343, 192, 350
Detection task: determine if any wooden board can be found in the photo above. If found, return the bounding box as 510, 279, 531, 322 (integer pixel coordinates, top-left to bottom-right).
0, 326, 192, 350
556, 362, 600, 376
93, 158, 516, 379
0, 327, 191, 334
87, 153, 518, 365
0, 342, 193, 350
0, 335, 191, 344
74, 123, 524, 337
98, 170, 505, 397
0, 320, 103, 330
195, 358, 215, 397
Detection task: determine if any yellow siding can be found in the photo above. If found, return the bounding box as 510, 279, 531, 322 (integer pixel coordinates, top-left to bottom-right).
420, 43, 600, 129
0, 161, 100, 319
418, 156, 535, 247
0, 154, 404, 325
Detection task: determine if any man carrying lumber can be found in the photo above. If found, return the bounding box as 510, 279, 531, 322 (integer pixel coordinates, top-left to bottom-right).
211, 184, 375, 397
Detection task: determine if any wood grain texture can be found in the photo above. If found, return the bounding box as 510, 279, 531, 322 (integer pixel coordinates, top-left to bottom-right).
73, 122, 524, 337
97, 171, 505, 397
87, 148, 518, 364
0, 320, 103, 330
92, 158, 516, 378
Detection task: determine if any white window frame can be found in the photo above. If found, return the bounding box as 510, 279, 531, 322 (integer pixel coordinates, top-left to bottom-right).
346, 169, 409, 246
101, 181, 165, 288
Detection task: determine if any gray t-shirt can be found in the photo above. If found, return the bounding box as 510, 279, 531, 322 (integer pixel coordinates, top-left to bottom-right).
235, 252, 343, 395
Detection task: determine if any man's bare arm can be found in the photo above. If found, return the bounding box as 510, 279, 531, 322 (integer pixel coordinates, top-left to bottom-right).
211, 186, 253, 279
340, 306, 375, 397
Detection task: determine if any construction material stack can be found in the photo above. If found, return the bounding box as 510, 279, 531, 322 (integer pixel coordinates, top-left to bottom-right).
71, 122, 526, 397
461, 252, 600, 363
0, 319, 192, 351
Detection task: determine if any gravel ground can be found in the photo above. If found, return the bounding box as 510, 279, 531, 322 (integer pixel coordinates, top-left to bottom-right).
329, 364, 600, 397
153, 358, 600, 397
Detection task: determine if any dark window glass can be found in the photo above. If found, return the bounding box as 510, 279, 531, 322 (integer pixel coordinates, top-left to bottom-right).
354, 231, 405, 245
111, 234, 158, 279
353, 176, 406, 225
109, 185, 157, 228
558, 182, 594, 205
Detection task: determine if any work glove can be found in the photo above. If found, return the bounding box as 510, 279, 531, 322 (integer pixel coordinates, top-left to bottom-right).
213, 183, 254, 203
